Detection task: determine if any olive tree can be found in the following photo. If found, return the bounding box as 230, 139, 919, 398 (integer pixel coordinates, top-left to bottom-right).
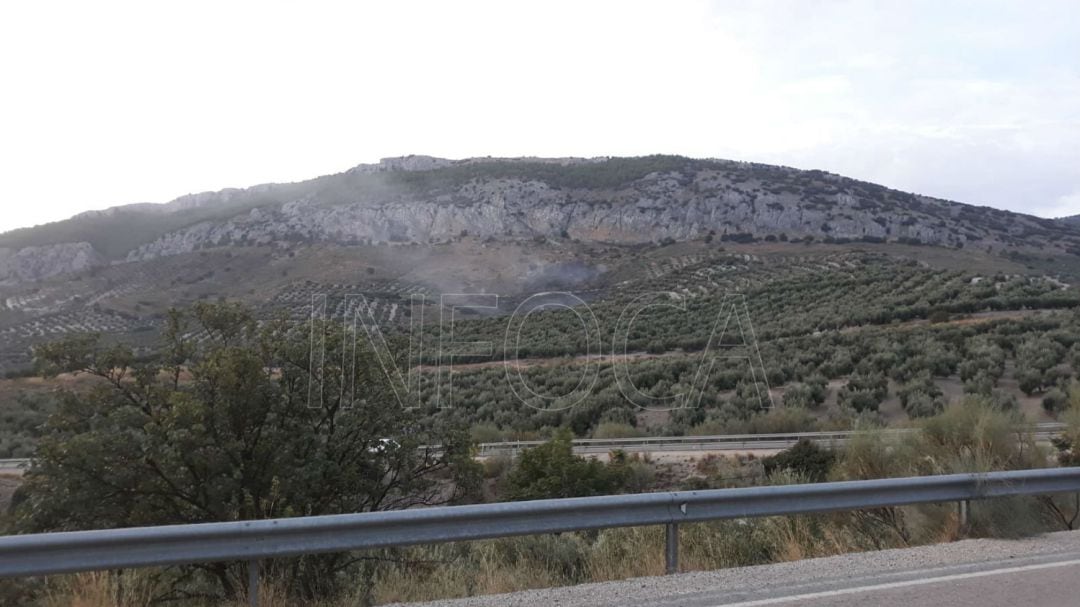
15, 302, 480, 601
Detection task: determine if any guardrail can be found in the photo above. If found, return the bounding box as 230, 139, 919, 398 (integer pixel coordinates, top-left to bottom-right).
1, 424, 1062, 470
476, 422, 1067, 455
0, 459, 30, 472
2, 467, 1079, 606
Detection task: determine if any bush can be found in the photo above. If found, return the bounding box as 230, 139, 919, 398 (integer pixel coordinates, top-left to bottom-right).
905, 392, 945, 418
897, 373, 946, 418
762, 439, 835, 482
918, 396, 1038, 473
506, 431, 630, 500
928, 309, 951, 324
592, 422, 643, 439
833, 429, 915, 480
782, 382, 826, 408
838, 373, 888, 413
611, 457, 656, 493
483, 454, 513, 480
471, 424, 505, 444
1043, 388, 1070, 415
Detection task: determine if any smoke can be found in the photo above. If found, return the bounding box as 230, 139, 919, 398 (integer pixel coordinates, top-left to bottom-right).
522, 261, 605, 291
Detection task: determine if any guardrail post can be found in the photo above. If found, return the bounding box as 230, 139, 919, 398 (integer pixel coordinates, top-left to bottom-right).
665, 522, 679, 574
957, 499, 969, 529
247, 559, 260, 607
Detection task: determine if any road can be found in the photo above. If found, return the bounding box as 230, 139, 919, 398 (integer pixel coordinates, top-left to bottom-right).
393, 530, 1080, 607
732, 560, 1080, 607
476, 423, 1065, 457
1, 423, 1063, 472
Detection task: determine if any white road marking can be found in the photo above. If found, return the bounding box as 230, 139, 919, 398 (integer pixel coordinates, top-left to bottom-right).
713, 558, 1080, 606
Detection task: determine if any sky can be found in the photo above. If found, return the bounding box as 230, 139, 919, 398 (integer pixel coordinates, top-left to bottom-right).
1, 1, 1078, 233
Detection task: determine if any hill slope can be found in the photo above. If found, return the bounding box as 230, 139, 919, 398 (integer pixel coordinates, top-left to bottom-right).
2, 155, 1079, 283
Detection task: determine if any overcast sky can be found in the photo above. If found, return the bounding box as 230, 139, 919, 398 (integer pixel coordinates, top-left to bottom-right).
1, 1, 1078, 233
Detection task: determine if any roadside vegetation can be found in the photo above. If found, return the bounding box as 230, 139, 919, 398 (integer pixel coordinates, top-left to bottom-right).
7, 386, 1079, 606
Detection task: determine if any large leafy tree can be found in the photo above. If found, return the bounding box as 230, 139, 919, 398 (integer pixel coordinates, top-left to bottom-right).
15, 302, 479, 600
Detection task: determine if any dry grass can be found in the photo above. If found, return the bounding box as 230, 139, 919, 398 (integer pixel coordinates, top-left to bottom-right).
42, 571, 156, 607
25, 497, 1058, 607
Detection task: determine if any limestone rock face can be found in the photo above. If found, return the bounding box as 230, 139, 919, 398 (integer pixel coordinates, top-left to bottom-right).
5, 156, 1079, 275
123, 164, 1035, 262
0, 242, 104, 284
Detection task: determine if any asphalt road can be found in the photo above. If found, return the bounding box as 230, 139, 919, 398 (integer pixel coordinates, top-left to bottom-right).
394, 530, 1080, 607
734, 560, 1080, 607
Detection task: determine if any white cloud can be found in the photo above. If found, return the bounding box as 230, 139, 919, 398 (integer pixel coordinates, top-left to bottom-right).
1039, 192, 1080, 218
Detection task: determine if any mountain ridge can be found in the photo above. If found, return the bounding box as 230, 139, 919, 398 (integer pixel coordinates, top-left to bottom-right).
2, 155, 1079, 283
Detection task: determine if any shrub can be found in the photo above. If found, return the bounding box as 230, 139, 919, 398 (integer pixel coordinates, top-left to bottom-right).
762, 439, 835, 482
918, 396, 1039, 473
592, 422, 643, 439
898, 373, 946, 418
928, 309, 951, 324
782, 382, 826, 408
905, 392, 945, 418
506, 431, 630, 500
471, 423, 505, 444
1043, 388, 1070, 415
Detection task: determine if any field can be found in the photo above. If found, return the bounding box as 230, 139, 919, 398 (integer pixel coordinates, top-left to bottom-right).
0, 239, 1078, 452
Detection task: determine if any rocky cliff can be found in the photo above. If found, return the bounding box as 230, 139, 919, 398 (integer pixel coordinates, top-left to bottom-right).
125, 156, 1080, 261
0, 242, 104, 284
4, 155, 1080, 280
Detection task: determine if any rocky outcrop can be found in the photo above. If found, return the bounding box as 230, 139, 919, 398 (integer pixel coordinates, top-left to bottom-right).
126, 161, 1079, 261
7, 156, 1080, 270
0, 242, 104, 284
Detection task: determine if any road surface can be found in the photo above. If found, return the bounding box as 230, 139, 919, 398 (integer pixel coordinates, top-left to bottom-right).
393, 530, 1080, 607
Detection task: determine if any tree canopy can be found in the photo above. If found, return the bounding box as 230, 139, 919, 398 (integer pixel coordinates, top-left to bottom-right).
14, 302, 480, 600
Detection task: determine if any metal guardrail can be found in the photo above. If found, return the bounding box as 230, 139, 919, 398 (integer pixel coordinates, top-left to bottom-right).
1, 467, 1079, 606
0, 423, 1062, 469
0, 458, 30, 472
476, 422, 1067, 455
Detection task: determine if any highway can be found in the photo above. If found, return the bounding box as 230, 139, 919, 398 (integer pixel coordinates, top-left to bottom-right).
393, 530, 1080, 607
476, 422, 1066, 457
725, 560, 1080, 607
0, 422, 1066, 473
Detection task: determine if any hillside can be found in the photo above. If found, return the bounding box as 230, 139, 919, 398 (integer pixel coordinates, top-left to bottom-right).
0, 182, 1078, 453
1, 154, 1078, 385
2, 155, 1079, 284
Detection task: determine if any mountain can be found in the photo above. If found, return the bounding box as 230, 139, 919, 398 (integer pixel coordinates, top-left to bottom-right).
3, 155, 1080, 376
1060, 214, 1080, 227
2, 155, 1079, 284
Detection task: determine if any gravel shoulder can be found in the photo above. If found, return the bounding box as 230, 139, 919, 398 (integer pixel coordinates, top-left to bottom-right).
389, 530, 1080, 607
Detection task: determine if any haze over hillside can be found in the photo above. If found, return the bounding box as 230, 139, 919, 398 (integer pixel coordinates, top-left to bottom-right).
1, 155, 1078, 285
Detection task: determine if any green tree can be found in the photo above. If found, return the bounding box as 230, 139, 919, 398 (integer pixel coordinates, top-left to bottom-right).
1044, 388, 1071, 415
16, 303, 480, 601
838, 372, 888, 413
897, 372, 945, 417
506, 431, 628, 500
782, 381, 826, 408
1015, 336, 1068, 395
